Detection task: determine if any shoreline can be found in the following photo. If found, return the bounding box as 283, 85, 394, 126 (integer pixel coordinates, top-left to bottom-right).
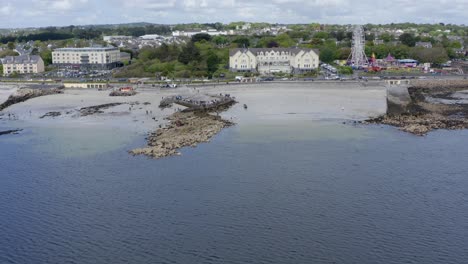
366, 80, 468, 135
130, 110, 235, 159
0, 82, 388, 157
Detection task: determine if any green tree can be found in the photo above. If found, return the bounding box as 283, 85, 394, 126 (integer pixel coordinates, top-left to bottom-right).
191, 33, 212, 43
320, 47, 335, 63
40, 50, 53, 65
233, 37, 250, 48
410, 47, 448, 64
275, 33, 295, 47
314, 32, 329, 39
0, 49, 19, 58
7, 41, 15, 50
206, 51, 220, 78
30, 48, 39, 55
178, 42, 200, 65
267, 41, 279, 48
389, 45, 410, 59
333, 31, 346, 41
365, 33, 375, 41
399, 33, 416, 47
336, 48, 351, 60
213, 36, 228, 46
338, 66, 353, 75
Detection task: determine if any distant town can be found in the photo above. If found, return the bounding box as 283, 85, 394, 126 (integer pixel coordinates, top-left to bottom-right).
0, 22, 467, 82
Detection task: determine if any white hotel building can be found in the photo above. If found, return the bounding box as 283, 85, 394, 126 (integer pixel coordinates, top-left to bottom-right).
52, 47, 121, 70
229, 48, 320, 74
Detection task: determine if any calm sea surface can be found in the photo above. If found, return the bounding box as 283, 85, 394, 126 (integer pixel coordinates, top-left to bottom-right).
1, 118, 468, 264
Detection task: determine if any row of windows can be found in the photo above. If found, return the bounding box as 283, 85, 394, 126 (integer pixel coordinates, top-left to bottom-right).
235, 57, 316, 62
4, 69, 37, 73
4, 64, 36, 67
5, 67, 35, 70
256, 52, 290, 56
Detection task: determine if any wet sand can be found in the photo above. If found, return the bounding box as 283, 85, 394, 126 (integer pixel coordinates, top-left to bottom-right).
0, 82, 387, 156
1, 82, 387, 128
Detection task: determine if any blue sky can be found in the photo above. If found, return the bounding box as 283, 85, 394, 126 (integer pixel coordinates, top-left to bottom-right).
0, 0, 466, 28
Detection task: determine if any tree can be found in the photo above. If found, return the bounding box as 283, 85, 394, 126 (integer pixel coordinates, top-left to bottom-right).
334, 31, 346, 41
338, 66, 353, 75
213, 36, 228, 46
206, 51, 220, 78
320, 47, 335, 63
0, 49, 19, 58
365, 33, 375, 41
410, 47, 448, 64
178, 42, 200, 65
40, 50, 53, 65
336, 48, 351, 60
399, 33, 416, 47
387, 45, 410, 59
233, 37, 250, 48
275, 33, 295, 47
191, 33, 212, 42
7, 42, 15, 50
314, 32, 329, 39
380, 33, 393, 42
267, 41, 279, 48
30, 48, 39, 55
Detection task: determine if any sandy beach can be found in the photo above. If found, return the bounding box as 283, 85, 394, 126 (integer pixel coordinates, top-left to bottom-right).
1, 82, 387, 130
0, 84, 19, 106
0, 82, 388, 156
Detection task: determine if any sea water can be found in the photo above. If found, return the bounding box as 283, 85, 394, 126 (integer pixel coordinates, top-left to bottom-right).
1, 117, 468, 264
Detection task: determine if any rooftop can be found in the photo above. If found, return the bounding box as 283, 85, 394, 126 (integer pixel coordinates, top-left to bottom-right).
54, 47, 119, 52
1, 55, 42, 64
229, 47, 320, 56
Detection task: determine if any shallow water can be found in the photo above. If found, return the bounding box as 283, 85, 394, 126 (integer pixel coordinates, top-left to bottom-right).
1, 117, 468, 264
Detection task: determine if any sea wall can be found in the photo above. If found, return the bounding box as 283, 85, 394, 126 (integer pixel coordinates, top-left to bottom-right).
386, 85, 411, 114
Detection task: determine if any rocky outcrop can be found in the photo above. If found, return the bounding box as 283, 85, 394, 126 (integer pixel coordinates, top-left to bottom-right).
0, 129, 22, 136
109, 90, 137, 96
79, 103, 123, 116
0, 87, 63, 111
130, 111, 234, 159
40, 111, 62, 118
367, 80, 468, 135
366, 113, 468, 136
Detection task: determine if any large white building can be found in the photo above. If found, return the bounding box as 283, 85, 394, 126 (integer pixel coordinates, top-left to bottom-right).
1, 55, 45, 76
229, 48, 320, 74
103, 35, 133, 42
52, 47, 121, 70
172, 29, 234, 37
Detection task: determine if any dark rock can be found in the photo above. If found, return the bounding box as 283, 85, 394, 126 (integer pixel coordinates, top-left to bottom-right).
80, 103, 123, 116
40, 112, 61, 119
0, 129, 23, 136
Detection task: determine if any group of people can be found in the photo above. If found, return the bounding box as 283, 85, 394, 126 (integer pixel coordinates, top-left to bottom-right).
173, 94, 235, 109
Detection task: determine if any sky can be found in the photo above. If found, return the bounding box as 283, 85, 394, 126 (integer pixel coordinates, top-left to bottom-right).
0, 0, 467, 28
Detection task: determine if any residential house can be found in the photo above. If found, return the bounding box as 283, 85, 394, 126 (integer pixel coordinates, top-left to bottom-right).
1, 55, 45, 76
415, 42, 433, 48
373, 39, 384, 45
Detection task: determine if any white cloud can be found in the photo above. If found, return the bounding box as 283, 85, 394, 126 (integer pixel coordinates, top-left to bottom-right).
0, 3, 13, 16
0, 0, 467, 27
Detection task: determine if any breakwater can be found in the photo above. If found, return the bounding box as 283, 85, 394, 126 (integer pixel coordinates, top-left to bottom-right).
0, 85, 63, 111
